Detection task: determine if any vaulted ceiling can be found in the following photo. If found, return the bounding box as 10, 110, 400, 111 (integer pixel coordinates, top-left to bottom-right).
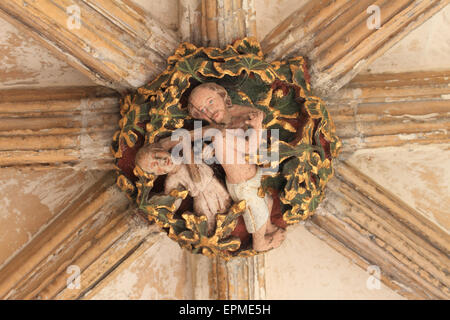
0, 0, 448, 300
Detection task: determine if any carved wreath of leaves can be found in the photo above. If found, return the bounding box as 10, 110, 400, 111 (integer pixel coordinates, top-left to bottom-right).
111, 38, 341, 259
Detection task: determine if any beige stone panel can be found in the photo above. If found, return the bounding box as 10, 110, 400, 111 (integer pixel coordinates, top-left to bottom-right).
347, 144, 450, 233
0, 169, 104, 267
254, 0, 308, 42
260, 0, 447, 94
265, 224, 405, 299
364, 4, 450, 73
0, 0, 179, 90
90, 233, 192, 300
0, 17, 95, 89
131, 0, 179, 31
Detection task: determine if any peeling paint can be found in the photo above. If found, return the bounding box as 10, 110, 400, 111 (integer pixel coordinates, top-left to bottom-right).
362, 5, 450, 74
0, 0, 447, 301
0, 169, 104, 266
265, 224, 405, 299
92, 235, 191, 300
348, 144, 450, 232
0, 16, 95, 89
384, 113, 442, 120
132, 0, 179, 31
255, 0, 308, 41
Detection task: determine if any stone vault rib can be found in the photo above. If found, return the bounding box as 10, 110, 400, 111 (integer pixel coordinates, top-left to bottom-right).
1, 0, 447, 300
327, 71, 450, 153
0, 172, 161, 300
0, 0, 179, 90
0, 86, 120, 170
177, 0, 265, 300
308, 161, 450, 299
179, 0, 203, 45
261, 0, 448, 94
200, 0, 257, 47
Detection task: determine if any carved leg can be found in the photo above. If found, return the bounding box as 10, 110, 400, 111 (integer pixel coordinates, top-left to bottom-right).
264, 195, 280, 234
253, 219, 286, 252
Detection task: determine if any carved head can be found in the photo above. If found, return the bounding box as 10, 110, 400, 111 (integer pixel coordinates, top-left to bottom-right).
187, 82, 232, 124
135, 146, 177, 175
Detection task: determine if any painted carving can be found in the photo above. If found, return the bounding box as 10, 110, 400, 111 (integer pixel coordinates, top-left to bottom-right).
187, 83, 286, 251
112, 38, 341, 259
135, 145, 231, 234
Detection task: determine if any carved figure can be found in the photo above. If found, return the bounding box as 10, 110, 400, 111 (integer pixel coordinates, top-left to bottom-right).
187, 83, 286, 252
135, 145, 231, 233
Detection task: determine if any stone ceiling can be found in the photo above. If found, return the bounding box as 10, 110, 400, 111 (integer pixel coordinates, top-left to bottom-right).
0, 0, 448, 300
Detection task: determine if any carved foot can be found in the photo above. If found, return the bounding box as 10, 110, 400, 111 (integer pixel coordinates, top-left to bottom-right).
253, 227, 286, 252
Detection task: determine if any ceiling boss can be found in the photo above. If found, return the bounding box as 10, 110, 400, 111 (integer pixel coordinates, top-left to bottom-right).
111, 38, 341, 259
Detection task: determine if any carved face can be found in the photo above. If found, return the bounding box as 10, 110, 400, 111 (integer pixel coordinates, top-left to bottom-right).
188, 87, 228, 124
136, 148, 176, 175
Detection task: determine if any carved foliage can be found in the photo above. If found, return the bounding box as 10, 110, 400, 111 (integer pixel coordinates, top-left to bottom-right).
111, 38, 341, 258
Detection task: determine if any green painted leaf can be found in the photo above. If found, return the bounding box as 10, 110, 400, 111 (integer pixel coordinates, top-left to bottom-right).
292, 68, 308, 93
176, 56, 204, 81
261, 175, 286, 192
217, 57, 270, 76
144, 73, 171, 92
205, 47, 239, 60
273, 63, 292, 80
148, 194, 178, 209
265, 123, 294, 142
305, 98, 322, 118
180, 230, 196, 241
199, 60, 223, 78
217, 239, 241, 251
234, 39, 263, 57
282, 157, 301, 175
198, 220, 208, 237
278, 142, 316, 160
271, 88, 300, 115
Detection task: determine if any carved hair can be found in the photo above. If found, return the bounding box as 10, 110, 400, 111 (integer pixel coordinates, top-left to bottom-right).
187, 82, 232, 115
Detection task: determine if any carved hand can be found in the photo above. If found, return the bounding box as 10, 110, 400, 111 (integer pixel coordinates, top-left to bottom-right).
245, 111, 264, 129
